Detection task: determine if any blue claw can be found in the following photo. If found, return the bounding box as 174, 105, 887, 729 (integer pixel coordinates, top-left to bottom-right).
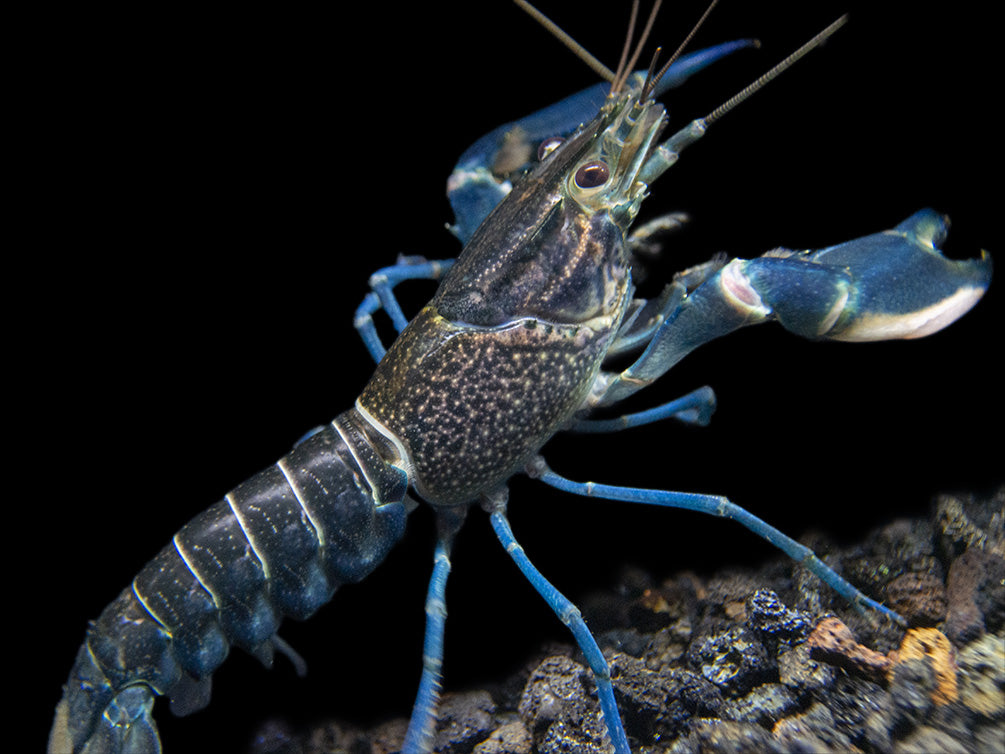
797, 209, 992, 341
595, 210, 991, 406
737, 209, 991, 342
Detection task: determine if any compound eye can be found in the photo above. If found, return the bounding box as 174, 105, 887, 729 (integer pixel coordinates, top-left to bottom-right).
537, 136, 565, 161
574, 160, 610, 189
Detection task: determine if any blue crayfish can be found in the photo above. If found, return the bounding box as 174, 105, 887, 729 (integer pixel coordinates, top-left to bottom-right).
49, 3, 993, 752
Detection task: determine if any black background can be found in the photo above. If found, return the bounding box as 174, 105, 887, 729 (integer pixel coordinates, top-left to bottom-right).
29, 1, 999, 751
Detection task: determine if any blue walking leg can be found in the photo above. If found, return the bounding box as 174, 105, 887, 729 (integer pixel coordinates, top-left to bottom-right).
489, 509, 631, 754
354, 292, 388, 363
573, 385, 716, 432
402, 511, 463, 753
370, 258, 455, 332
354, 257, 456, 363
535, 462, 905, 626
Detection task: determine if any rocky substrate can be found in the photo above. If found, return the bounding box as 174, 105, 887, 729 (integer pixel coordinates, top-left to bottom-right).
251, 489, 1004, 753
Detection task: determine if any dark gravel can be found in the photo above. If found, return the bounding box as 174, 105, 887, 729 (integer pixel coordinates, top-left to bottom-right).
251, 489, 1004, 753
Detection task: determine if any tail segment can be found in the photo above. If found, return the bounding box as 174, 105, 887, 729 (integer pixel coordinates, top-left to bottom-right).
49, 411, 412, 753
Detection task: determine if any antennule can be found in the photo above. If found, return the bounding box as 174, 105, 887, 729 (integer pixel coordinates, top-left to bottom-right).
644, 0, 720, 100
612, 1, 642, 94
613, 0, 664, 94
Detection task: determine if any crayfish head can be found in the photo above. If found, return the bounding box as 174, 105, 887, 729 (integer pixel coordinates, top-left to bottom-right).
563, 92, 668, 231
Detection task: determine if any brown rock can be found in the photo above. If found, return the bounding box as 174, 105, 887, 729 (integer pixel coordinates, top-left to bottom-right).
945, 547, 1005, 643
891, 628, 959, 706
807, 617, 894, 683
885, 571, 947, 626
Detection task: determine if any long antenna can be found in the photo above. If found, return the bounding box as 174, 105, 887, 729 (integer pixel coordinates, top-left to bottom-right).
637, 15, 849, 186
512, 0, 615, 83
704, 14, 847, 126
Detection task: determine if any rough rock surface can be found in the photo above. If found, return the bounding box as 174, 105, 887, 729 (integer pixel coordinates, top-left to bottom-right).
251, 490, 1004, 753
